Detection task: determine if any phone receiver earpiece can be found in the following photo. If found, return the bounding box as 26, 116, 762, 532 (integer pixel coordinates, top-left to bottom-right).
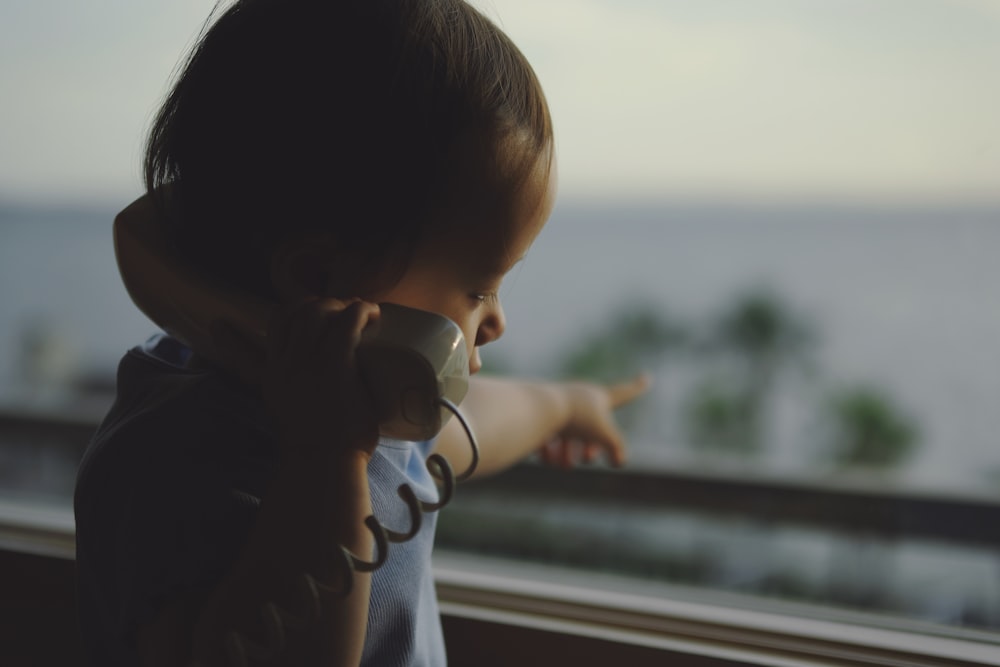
357, 303, 469, 441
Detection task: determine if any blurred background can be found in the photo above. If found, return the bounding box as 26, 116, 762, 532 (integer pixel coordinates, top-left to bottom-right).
2, 0, 999, 637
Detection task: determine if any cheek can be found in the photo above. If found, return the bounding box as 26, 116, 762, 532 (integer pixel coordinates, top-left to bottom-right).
458, 318, 479, 352
455, 317, 483, 373
454, 314, 482, 354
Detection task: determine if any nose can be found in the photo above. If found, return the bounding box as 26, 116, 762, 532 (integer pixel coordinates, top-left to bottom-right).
474, 302, 506, 348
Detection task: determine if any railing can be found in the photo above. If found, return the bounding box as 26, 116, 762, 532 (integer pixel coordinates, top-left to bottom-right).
445, 462, 1000, 547
0, 406, 99, 505
3, 406, 1000, 665
435, 460, 1000, 633
5, 404, 999, 544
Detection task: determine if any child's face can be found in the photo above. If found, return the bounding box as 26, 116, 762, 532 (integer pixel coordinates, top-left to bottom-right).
371, 153, 556, 374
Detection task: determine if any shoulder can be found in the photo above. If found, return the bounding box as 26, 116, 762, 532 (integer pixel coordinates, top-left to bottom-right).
109, 334, 270, 446
77, 335, 276, 512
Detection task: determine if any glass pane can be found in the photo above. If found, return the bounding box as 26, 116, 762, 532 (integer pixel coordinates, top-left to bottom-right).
442, 0, 1000, 634
1, 0, 998, 639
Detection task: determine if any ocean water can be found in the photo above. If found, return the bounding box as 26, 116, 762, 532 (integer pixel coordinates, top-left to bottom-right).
2, 200, 999, 491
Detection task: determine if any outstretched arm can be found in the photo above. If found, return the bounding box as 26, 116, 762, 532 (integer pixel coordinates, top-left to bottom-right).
434, 374, 650, 478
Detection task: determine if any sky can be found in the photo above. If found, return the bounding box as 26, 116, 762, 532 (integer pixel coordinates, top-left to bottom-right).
1, 0, 998, 206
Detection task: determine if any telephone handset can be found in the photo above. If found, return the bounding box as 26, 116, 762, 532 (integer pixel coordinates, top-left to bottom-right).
112, 194, 470, 442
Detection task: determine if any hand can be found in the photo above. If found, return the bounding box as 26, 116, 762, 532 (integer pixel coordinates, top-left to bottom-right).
537, 374, 651, 468
261, 298, 382, 460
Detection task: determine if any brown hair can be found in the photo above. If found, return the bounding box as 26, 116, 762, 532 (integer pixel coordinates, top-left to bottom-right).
145, 0, 553, 296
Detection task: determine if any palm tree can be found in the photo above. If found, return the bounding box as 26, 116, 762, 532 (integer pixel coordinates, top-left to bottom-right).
685, 289, 814, 457
823, 387, 919, 470
684, 381, 756, 455
557, 302, 686, 382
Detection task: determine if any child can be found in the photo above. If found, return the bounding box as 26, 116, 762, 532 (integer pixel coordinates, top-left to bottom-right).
74, 1, 648, 665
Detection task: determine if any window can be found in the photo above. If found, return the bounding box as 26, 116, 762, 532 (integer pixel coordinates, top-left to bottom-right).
453, 0, 1000, 638
1, 0, 999, 661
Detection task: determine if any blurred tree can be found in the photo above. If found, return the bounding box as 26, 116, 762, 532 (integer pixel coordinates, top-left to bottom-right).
685, 290, 815, 457
557, 303, 686, 382
684, 381, 756, 455
714, 289, 814, 385
823, 387, 919, 470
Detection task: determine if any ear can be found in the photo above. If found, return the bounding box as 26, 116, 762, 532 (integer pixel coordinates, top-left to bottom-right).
269, 233, 368, 301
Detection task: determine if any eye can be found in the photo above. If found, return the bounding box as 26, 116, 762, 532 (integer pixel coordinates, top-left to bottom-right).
471, 291, 499, 306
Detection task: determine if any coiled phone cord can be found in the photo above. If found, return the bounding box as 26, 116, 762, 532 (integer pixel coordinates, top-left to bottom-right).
207, 397, 479, 667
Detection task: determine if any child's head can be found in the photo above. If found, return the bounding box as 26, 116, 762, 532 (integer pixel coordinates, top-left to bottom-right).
146, 0, 555, 313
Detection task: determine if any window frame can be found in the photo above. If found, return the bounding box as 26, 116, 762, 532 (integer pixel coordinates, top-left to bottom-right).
1, 501, 998, 667
435, 550, 1000, 667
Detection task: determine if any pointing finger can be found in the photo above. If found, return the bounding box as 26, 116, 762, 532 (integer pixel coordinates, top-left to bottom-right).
607, 372, 652, 409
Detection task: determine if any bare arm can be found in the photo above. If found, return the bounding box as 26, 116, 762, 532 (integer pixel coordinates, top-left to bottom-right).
434, 374, 651, 478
